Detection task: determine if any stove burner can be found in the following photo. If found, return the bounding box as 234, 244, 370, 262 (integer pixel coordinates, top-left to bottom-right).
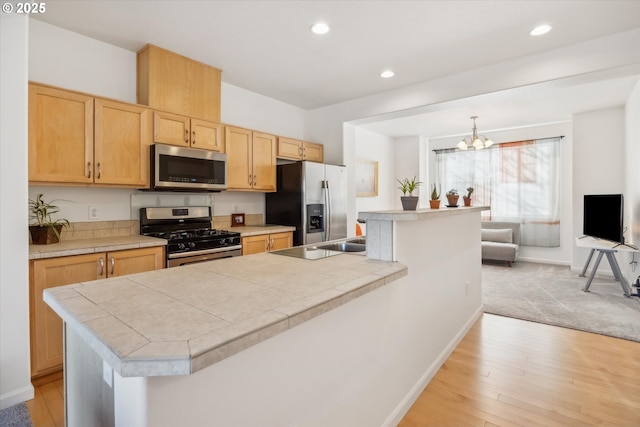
139, 207, 242, 262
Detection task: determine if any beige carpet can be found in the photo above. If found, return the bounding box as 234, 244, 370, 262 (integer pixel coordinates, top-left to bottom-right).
482, 261, 640, 342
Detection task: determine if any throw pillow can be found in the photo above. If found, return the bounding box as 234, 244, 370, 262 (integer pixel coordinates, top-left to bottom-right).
481, 228, 513, 244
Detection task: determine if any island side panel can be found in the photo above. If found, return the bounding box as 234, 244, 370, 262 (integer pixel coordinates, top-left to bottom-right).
65, 323, 115, 427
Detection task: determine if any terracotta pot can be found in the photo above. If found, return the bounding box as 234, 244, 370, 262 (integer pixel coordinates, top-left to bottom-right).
463, 196, 472, 207
429, 199, 441, 209
400, 196, 419, 211
29, 225, 63, 244
446, 195, 459, 206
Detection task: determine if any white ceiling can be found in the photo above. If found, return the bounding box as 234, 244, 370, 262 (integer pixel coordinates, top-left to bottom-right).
32, 0, 640, 139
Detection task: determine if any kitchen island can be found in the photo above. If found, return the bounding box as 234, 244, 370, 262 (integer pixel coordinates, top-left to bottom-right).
44, 206, 487, 426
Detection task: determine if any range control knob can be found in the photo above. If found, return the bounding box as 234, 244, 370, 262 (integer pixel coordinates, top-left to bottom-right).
177, 243, 186, 250
188, 242, 196, 249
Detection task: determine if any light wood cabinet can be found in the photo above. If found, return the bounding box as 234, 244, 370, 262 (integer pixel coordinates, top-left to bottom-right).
94, 98, 151, 186
137, 44, 222, 122
277, 137, 324, 163
153, 111, 224, 152
30, 247, 165, 378
29, 83, 152, 187
29, 84, 94, 184
242, 232, 293, 255
226, 126, 277, 191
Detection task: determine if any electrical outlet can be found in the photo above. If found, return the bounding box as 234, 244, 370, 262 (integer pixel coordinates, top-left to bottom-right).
465, 281, 470, 295
89, 206, 99, 220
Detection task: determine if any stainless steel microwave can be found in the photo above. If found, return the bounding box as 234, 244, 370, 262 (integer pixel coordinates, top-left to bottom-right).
151, 144, 227, 191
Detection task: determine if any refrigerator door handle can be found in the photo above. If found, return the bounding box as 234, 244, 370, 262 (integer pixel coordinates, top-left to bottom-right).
324, 180, 331, 241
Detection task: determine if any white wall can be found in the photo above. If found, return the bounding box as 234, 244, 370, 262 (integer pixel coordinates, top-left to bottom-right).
624, 81, 640, 284
572, 108, 627, 274
354, 128, 396, 219
0, 13, 33, 409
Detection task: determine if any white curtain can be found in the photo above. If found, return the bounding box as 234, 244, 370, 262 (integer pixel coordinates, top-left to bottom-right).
435, 137, 562, 247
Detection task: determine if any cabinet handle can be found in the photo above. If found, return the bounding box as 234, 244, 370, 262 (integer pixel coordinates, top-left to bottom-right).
265, 238, 269, 252
110, 257, 115, 275
99, 258, 104, 276
270, 238, 275, 249
303, 147, 306, 158
185, 130, 189, 144
87, 162, 92, 179
192, 131, 196, 145
299, 146, 303, 156
249, 174, 253, 185
253, 174, 257, 186
97, 162, 101, 179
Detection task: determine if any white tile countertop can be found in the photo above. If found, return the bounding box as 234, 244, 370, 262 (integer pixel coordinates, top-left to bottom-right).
44, 250, 407, 377
29, 235, 167, 260
221, 225, 295, 236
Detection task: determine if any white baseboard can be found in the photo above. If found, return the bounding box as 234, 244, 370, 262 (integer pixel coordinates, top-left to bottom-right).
0, 384, 34, 410
381, 306, 484, 427
517, 257, 571, 266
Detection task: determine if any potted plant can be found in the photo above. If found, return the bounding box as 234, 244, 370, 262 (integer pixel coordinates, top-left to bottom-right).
397, 176, 421, 211
29, 194, 70, 244
429, 183, 441, 209
446, 189, 459, 207
463, 187, 474, 207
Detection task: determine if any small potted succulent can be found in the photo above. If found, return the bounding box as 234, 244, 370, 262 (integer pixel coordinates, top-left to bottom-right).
429, 183, 441, 209
397, 176, 421, 211
463, 187, 474, 207
29, 194, 70, 244
446, 189, 459, 207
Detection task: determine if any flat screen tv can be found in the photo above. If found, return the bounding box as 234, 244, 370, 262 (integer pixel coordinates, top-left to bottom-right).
583, 194, 624, 244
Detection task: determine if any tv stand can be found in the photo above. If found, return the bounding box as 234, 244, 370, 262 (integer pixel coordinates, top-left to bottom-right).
576, 237, 639, 297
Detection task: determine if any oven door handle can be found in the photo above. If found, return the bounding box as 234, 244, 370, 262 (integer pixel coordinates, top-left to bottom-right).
168, 245, 243, 259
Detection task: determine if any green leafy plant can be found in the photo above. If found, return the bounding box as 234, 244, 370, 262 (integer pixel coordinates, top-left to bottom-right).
397, 176, 421, 196
430, 183, 441, 200
446, 189, 458, 197
466, 187, 474, 198
29, 194, 70, 241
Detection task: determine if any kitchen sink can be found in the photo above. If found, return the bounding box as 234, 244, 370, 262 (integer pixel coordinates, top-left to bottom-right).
313, 242, 366, 252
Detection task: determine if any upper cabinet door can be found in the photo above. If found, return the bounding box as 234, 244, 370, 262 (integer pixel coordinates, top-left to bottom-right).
29, 84, 94, 183
153, 111, 190, 147
277, 137, 303, 160
303, 142, 324, 163
191, 119, 224, 152
252, 132, 277, 191
94, 98, 151, 186
225, 126, 253, 190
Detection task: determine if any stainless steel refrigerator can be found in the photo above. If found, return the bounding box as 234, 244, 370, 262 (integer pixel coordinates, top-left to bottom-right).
266, 161, 347, 246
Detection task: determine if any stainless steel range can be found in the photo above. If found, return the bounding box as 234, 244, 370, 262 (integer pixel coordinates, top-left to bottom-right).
140, 206, 242, 267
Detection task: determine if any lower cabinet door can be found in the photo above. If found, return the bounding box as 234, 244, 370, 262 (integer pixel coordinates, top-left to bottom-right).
107, 247, 165, 277
242, 235, 269, 255
30, 253, 104, 377
269, 232, 293, 251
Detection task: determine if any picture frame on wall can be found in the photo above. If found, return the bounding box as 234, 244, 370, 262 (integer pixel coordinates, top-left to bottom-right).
356, 159, 378, 197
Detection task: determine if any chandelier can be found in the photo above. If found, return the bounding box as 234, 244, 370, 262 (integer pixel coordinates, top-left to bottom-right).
456, 116, 494, 150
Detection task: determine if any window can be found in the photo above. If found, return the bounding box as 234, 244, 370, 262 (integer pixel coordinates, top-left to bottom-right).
435, 137, 562, 247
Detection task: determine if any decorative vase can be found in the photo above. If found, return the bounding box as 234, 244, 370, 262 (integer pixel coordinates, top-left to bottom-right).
401, 196, 419, 211
29, 225, 63, 244
429, 199, 441, 209
446, 195, 459, 206
463, 196, 472, 207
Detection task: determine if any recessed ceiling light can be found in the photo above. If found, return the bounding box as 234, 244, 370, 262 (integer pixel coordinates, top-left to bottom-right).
380, 70, 395, 78
530, 24, 552, 36
311, 22, 330, 35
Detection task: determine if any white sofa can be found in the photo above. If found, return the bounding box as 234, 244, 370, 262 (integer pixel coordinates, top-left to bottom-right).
481, 221, 520, 267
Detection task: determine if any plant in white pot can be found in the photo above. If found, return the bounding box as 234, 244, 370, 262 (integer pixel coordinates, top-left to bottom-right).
397, 176, 421, 211
29, 194, 70, 244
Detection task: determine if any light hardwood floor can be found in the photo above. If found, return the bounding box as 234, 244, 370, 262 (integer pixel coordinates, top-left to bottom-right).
26, 313, 640, 427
